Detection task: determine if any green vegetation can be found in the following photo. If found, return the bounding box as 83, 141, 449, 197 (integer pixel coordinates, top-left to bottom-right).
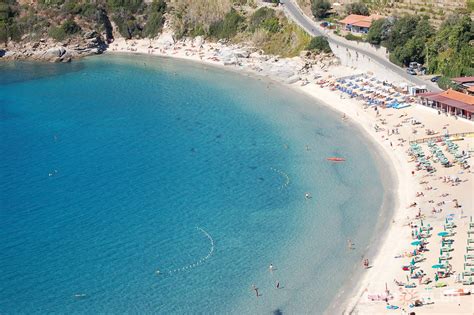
311, 0, 331, 20
437, 76, 460, 91
425, 15, 474, 77
258, 20, 311, 57
344, 33, 364, 41
0, 1, 21, 45
366, 18, 387, 45
209, 9, 244, 39
1, 0, 322, 59
249, 7, 280, 33
367, 13, 473, 77
345, 2, 369, 16
306, 36, 331, 53
143, 0, 166, 38
48, 18, 81, 41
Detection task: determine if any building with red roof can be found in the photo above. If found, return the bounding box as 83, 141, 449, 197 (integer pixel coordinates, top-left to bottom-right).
451, 77, 474, 94
419, 89, 474, 121
339, 14, 384, 34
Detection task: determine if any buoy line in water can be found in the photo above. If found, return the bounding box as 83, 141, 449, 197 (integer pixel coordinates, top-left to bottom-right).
156, 227, 215, 276
270, 167, 290, 190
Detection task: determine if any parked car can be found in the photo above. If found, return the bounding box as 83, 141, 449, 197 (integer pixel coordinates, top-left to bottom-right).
409, 62, 421, 70
431, 76, 441, 82
407, 68, 417, 75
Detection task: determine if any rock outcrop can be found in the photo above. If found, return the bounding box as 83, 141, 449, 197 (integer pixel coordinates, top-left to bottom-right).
0, 32, 107, 62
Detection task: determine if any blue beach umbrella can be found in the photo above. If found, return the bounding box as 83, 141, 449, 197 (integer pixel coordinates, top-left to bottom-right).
411, 240, 422, 246
432, 264, 444, 269
438, 232, 449, 237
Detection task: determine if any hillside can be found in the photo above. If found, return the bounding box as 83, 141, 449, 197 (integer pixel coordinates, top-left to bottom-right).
298, 0, 472, 26
0, 0, 322, 61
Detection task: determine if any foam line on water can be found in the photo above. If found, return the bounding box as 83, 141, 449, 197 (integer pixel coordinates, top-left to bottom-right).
156, 226, 215, 276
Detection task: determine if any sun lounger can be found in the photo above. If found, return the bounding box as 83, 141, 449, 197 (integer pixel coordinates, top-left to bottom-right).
367, 293, 393, 301
443, 288, 471, 296
439, 255, 451, 261
441, 247, 453, 253
462, 270, 474, 277
467, 246, 474, 252
386, 305, 399, 310
434, 282, 447, 288
462, 277, 474, 285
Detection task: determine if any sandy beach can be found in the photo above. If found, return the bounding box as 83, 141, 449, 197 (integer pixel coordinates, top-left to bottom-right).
108, 31, 474, 314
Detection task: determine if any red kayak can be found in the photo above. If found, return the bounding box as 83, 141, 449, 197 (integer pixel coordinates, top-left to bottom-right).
327, 157, 345, 162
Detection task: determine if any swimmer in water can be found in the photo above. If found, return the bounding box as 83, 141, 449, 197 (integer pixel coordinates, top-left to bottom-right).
305, 193, 312, 199
347, 239, 354, 250
252, 284, 259, 297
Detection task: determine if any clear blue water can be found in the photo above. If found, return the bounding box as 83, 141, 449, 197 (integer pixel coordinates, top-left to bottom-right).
0, 55, 386, 314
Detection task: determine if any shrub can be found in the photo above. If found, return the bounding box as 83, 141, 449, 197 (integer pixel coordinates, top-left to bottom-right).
250, 7, 280, 33
306, 36, 331, 53
344, 33, 363, 41
48, 26, 66, 41
143, 0, 166, 37
345, 2, 369, 16
209, 9, 244, 39
107, 0, 144, 13
437, 76, 460, 91
143, 11, 164, 37
62, 19, 80, 34
311, 0, 331, 20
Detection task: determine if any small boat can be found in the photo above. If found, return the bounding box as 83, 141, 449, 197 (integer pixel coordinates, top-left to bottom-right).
327, 157, 345, 162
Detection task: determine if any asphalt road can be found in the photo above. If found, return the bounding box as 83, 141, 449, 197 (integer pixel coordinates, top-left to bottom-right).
280, 0, 441, 91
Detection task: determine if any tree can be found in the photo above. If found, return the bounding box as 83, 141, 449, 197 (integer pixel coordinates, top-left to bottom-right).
311, 0, 331, 20
306, 36, 331, 53
345, 2, 369, 16
366, 18, 385, 45
143, 0, 166, 37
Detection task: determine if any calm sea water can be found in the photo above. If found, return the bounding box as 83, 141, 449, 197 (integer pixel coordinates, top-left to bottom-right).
0, 55, 386, 314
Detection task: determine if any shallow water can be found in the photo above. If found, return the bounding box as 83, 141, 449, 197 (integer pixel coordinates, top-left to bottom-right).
0, 55, 385, 314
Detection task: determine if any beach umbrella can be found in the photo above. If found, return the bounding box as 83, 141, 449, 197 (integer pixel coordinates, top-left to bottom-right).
435, 273, 439, 281
411, 258, 415, 266
411, 240, 422, 246
438, 231, 449, 237
432, 264, 444, 269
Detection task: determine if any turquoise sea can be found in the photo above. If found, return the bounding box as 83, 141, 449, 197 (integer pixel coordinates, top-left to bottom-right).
0, 55, 389, 314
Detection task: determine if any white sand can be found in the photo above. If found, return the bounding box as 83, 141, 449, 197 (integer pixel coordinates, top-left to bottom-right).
108, 33, 474, 314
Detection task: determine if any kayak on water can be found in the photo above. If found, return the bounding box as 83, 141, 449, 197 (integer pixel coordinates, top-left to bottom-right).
327, 157, 345, 162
